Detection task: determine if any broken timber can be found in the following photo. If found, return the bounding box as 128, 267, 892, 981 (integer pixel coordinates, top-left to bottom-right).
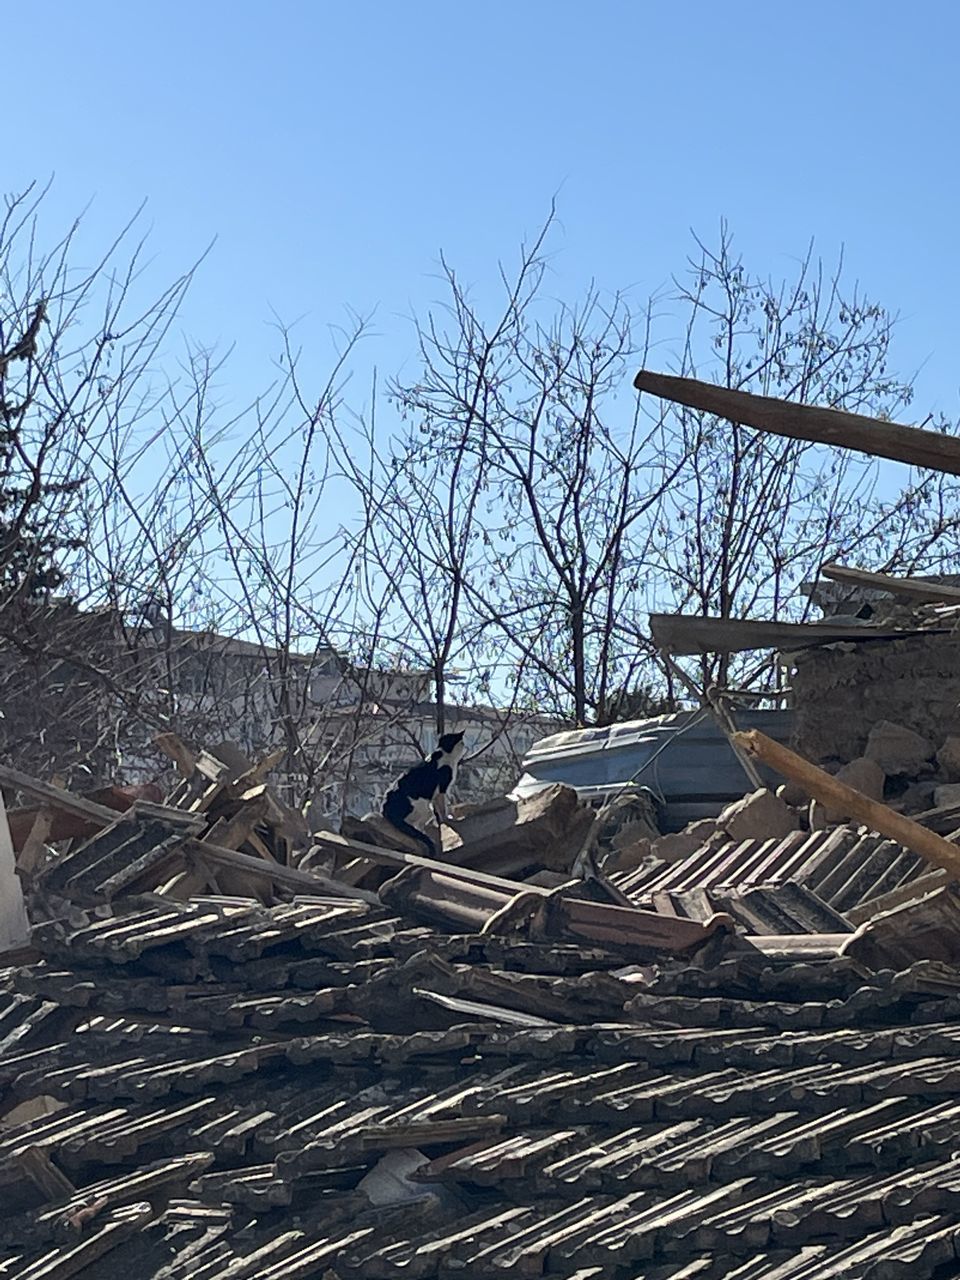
819, 561, 960, 605
733, 729, 960, 880
649, 612, 929, 656
185, 839, 380, 904
0, 763, 127, 829
634, 369, 960, 476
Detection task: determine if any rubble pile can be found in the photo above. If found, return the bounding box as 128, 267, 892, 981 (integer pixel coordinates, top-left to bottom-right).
8, 860, 960, 1278
2, 705, 960, 1280
8, 526, 960, 1275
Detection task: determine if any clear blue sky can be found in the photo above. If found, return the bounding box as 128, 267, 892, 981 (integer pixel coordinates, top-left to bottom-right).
5, 1, 960, 424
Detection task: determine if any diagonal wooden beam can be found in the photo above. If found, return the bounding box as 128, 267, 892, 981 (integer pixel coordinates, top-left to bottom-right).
733, 729, 960, 879
634, 370, 960, 476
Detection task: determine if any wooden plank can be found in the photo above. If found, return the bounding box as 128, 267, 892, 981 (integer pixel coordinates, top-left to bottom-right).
634, 369, 960, 476
845, 868, 950, 926
649, 612, 924, 656
244, 830, 281, 864
126, 801, 206, 831
8, 787, 170, 852
17, 807, 53, 876
308, 830, 553, 898
820, 562, 960, 605
0, 765, 124, 827
16, 1144, 76, 1199
733, 730, 960, 879
153, 732, 197, 779
236, 746, 286, 787
185, 838, 380, 904
188, 779, 229, 815
203, 792, 271, 855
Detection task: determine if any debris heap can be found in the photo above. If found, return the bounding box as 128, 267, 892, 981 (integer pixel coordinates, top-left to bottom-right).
4, 721, 960, 1279
9, 888, 960, 1278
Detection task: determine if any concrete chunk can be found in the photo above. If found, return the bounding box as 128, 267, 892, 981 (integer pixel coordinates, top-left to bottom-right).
717, 788, 799, 842
934, 783, 960, 809
441, 783, 595, 877
651, 819, 719, 863
864, 720, 935, 775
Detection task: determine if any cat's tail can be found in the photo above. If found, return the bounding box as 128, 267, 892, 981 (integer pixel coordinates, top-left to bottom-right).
381, 806, 439, 857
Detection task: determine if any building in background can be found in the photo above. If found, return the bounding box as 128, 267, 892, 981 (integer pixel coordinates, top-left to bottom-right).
0, 604, 561, 820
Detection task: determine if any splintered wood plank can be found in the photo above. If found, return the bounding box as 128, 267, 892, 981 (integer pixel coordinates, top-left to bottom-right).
17, 808, 53, 876
734, 731, 960, 879
185, 839, 378, 904
310, 830, 553, 897
153, 732, 198, 780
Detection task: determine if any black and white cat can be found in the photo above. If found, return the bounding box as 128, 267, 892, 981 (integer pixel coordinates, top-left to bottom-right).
381, 731, 466, 856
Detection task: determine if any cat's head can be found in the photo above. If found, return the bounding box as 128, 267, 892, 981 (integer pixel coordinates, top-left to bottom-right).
438, 730, 466, 756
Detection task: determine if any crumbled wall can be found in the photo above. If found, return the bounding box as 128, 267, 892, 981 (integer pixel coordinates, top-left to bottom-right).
790, 633, 960, 763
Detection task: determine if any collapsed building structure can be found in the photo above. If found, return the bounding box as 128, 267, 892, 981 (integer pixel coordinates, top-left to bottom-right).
5, 372, 960, 1277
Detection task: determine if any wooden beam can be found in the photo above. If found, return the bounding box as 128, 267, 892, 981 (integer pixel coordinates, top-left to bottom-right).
732, 730, 960, 879
820, 562, 960, 605
308, 830, 553, 899
634, 370, 960, 477
185, 838, 380, 904
649, 612, 926, 656
153, 732, 197, 779
16, 1145, 76, 1200
8, 784, 171, 852
0, 764, 122, 826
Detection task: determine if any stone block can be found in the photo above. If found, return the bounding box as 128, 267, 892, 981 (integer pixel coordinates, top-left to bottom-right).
776, 781, 809, 807
717, 788, 800, 843
895, 780, 938, 813
606, 837, 653, 872
651, 819, 718, 863
864, 720, 935, 776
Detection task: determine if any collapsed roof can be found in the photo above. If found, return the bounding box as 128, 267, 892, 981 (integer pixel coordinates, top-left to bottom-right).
3, 716, 960, 1280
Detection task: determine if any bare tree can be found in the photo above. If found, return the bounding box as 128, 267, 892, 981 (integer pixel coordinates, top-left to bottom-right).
5, 179, 959, 815
334, 231, 558, 742
388, 216, 679, 726
0, 181, 210, 782
0, 184, 396, 814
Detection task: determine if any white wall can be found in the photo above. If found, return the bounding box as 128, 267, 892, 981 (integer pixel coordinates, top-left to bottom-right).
0, 792, 30, 951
